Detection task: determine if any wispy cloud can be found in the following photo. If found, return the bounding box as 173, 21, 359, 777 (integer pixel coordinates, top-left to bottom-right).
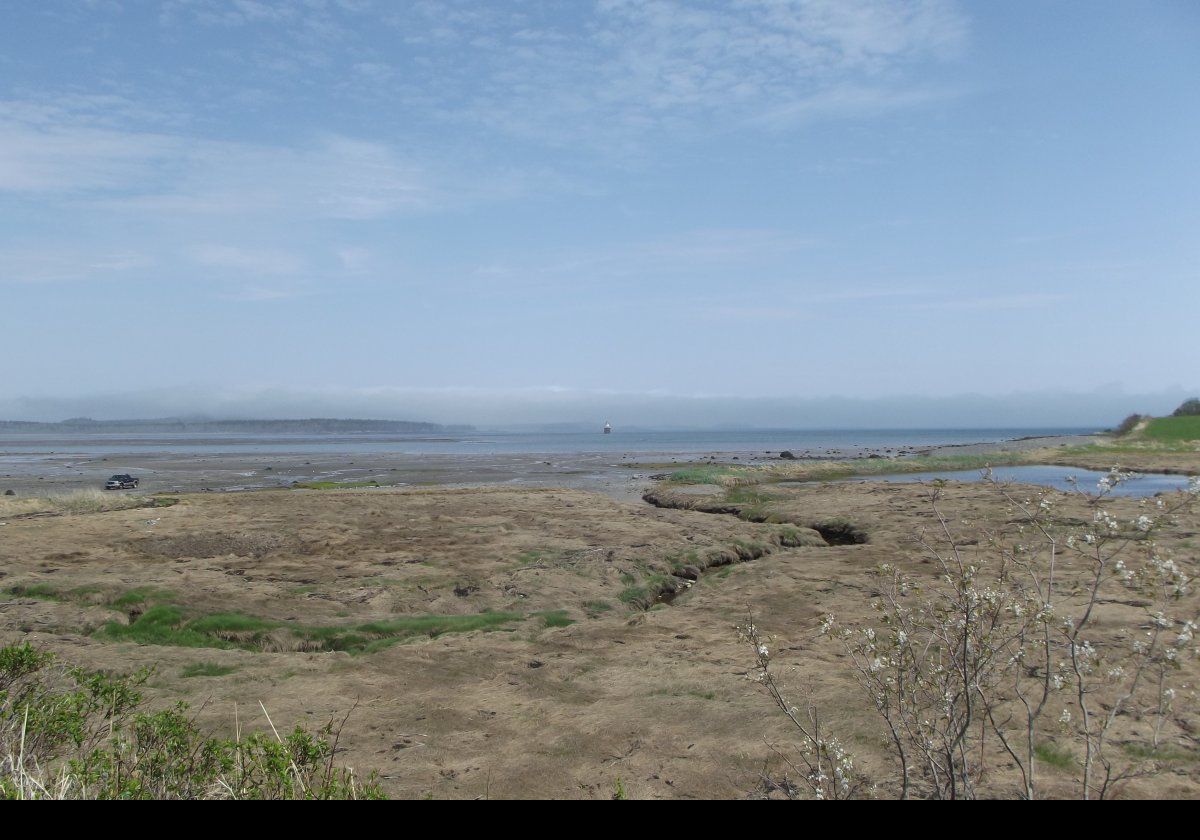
192, 244, 304, 276
0, 101, 432, 217
907, 292, 1070, 312
379, 0, 968, 149
0, 248, 152, 284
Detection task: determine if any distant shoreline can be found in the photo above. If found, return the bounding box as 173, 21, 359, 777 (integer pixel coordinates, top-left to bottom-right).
0, 418, 471, 435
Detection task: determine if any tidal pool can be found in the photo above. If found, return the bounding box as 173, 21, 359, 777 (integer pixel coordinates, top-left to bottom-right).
798, 465, 1193, 498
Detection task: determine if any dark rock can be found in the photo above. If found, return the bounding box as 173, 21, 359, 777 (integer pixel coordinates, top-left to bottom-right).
779, 451, 797, 460
528, 660, 544, 669
453, 583, 478, 597
3, 489, 13, 496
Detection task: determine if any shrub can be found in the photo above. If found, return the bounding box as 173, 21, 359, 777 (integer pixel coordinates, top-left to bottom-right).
744, 470, 1200, 800
1113, 413, 1144, 435
1, 644, 384, 799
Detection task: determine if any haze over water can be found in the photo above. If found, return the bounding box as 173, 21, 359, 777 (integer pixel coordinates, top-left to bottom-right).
0, 427, 1096, 457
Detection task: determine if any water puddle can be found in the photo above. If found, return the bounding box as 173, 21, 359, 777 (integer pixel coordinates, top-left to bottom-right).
785, 465, 1192, 498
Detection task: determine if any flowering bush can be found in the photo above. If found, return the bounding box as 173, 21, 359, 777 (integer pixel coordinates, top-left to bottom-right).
745, 469, 1199, 799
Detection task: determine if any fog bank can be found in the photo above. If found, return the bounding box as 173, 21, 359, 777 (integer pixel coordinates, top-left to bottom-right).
2, 386, 1194, 431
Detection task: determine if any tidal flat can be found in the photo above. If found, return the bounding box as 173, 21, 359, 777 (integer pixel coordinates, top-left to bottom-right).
3, 438, 1198, 798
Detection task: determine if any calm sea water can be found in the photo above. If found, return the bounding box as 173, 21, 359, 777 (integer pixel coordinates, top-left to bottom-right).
0, 427, 1096, 457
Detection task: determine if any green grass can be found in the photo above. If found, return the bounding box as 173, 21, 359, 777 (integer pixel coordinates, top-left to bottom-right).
583, 600, 613, 615
1034, 741, 1076, 771
180, 662, 238, 678
95, 606, 527, 654
107, 586, 174, 609
666, 464, 747, 485
6, 583, 176, 610
4, 583, 63, 601
292, 480, 382, 490
1122, 743, 1200, 764
1141, 415, 1200, 443
536, 610, 576, 628
97, 605, 226, 648
618, 585, 649, 605
666, 452, 1033, 489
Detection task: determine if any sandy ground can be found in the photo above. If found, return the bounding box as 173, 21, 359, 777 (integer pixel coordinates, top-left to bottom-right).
2, 457, 1198, 798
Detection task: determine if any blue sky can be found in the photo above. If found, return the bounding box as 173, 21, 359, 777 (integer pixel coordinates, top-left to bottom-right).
1, 1, 1197, 424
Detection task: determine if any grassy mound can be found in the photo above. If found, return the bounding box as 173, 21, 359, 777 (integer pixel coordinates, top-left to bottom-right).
1141, 416, 1200, 443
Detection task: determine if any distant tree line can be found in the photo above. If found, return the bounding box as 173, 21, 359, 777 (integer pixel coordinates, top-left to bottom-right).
1173, 398, 1200, 417
0, 418, 472, 434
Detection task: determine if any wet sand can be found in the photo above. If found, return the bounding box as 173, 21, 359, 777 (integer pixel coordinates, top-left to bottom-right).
0, 433, 1105, 502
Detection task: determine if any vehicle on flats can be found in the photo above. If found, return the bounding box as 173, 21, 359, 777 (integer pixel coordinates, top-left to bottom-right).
104, 474, 139, 490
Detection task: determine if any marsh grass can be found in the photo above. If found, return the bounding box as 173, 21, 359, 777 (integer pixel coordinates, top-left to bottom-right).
1121, 743, 1200, 764
618, 585, 648, 605
95, 606, 527, 654
3, 584, 62, 601
180, 662, 238, 678
536, 610, 576, 628
291, 481, 382, 490
4, 584, 174, 610
0, 490, 174, 518
107, 587, 174, 609
667, 452, 1031, 488
1034, 742, 1076, 772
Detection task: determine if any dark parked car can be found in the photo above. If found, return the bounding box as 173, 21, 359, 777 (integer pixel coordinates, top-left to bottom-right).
104, 474, 139, 490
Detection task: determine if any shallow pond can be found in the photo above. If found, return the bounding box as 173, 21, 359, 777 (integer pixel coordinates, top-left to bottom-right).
794, 465, 1194, 498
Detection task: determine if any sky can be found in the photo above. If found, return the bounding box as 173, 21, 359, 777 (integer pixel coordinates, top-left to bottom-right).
1, 1, 1197, 425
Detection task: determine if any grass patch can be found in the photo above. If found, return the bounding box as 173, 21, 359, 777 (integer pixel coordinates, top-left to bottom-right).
1141, 415, 1200, 443
95, 606, 526, 654
618, 585, 649, 605
107, 586, 174, 609
666, 464, 747, 485
537, 610, 576, 628
0, 490, 170, 518
583, 600, 613, 615
180, 662, 238, 678
4, 583, 63, 601
1122, 743, 1200, 764
1034, 741, 1076, 771
664, 452, 1035, 490
291, 480, 382, 490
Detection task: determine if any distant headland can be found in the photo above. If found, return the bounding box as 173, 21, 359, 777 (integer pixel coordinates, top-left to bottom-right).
0, 418, 473, 434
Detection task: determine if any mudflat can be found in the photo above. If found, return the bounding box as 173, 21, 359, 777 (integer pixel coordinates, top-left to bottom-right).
2, 446, 1198, 798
